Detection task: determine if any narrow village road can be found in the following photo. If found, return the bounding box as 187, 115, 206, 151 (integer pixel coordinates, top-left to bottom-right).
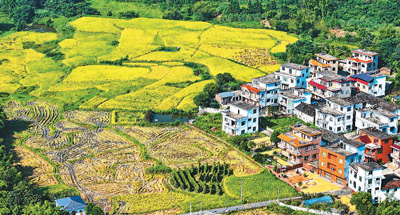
180, 197, 302, 215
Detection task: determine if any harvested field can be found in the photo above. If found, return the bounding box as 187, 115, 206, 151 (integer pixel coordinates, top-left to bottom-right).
221, 149, 262, 177
63, 110, 110, 126
25, 133, 70, 151
117, 126, 184, 146
13, 145, 57, 187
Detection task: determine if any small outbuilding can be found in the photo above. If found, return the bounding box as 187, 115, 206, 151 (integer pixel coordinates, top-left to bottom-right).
302, 196, 333, 207
215, 92, 235, 105
55, 196, 88, 215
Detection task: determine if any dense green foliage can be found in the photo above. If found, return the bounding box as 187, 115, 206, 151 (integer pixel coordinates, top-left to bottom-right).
0, 109, 68, 214
0, 0, 99, 30
170, 162, 233, 195
85, 203, 104, 215
350, 192, 400, 215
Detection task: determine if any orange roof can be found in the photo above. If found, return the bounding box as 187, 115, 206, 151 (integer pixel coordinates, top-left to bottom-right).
241, 84, 260, 93
278, 133, 314, 148
310, 59, 330, 67
348, 57, 372, 64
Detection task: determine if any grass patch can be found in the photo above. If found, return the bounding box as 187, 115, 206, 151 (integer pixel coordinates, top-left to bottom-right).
224, 170, 299, 202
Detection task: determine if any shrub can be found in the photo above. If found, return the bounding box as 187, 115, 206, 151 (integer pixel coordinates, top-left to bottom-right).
119, 11, 139, 18
146, 165, 172, 174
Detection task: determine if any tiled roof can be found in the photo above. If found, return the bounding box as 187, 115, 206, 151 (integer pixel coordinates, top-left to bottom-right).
242, 84, 260, 93
309, 80, 327, 90
253, 74, 280, 84
295, 102, 320, 117
349, 73, 375, 83
382, 174, 400, 190
348, 57, 372, 63
357, 135, 371, 144
326, 96, 352, 107
317, 128, 345, 143
344, 91, 400, 112
359, 128, 393, 140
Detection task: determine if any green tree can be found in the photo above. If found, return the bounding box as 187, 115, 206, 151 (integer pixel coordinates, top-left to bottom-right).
13, 5, 33, 31
350, 192, 376, 215
22, 201, 67, 215
376, 199, 400, 215
215, 73, 235, 87
203, 83, 220, 97
86, 203, 104, 215
194, 92, 210, 107
270, 131, 281, 146
192, 1, 218, 21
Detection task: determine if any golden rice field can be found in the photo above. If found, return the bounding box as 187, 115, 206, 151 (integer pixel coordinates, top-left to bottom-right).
0, 17, 296, 113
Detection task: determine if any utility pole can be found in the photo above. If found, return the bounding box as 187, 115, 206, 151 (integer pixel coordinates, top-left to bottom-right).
170, 190, 172, 208
277, 188, 280, 203
190, 202, 192, 215
200, 202, 202, 213
101, 198, 107, 215
240, 179, 243, 202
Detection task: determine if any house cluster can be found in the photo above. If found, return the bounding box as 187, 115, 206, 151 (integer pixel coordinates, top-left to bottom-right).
215, 49, 400, 203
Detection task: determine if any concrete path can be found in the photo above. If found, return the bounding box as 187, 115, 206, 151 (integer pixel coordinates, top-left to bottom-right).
180, 197, 301, 215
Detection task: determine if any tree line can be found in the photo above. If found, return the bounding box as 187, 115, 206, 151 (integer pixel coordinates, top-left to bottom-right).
170, 162, 233, 195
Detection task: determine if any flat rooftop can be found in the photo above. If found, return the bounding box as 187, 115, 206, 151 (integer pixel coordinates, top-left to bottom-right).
291, 124, 322, 136
253, 74, 280, 85
315, 53, 339, 61
281, 62, 309, 71
360, 128, 392, 139
323, 143, 356, 157
326, 96, 352, 107
318, 106, 343, 117
350, 162, 383, 171
360, 107, 398, 118
231, 101, 258, 110
352, 49, 379, 56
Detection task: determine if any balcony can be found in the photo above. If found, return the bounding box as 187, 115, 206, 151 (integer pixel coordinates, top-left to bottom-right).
365, 151, 377, 159
365, 143, 381, 150
390, 152, 400, 159
288, 148, 301, 156
278, 142, 287, 149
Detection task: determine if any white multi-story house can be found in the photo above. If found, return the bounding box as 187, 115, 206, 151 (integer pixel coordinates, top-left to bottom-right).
355, 106, 399, 135
348, 162, 384, 203
278, 87, 311, 114
307, 71, 353, 100
391, 142, 400, 168
275, 62, 310, 89
309, 53, 339, 77
294, 102, 322, 124
349, 72, 386, 97
343, 49, 379, 75
315, 97, 354, 133
222, 101, 259, 136
246, 74, 281, 108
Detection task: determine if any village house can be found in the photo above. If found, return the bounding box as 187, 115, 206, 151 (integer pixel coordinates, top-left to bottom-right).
307, 71, 353, 100
277, 124, 322, 164
317, 128, 345, 147
215, 92, 235, 105
355, 105, 399, 135
391, 142, 400, 168
294, 102, 322, 124
275, 62, 310, 89
342, 49, 379, 75
343, 90, 400, 115
348, 162, 384, 203
380, 67, 391, 76
309, 53, 339, 77
318, 139, 365, 186
315, 97, 354, 133
278, 87, 311, 114
55, 196, 88, 215
355, 128, 394, 164
349, 72, 386, 97
222, 101, 259, 136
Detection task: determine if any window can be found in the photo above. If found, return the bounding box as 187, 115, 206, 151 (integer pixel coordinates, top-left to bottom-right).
338, 169, 342, 174
312, 154, 317, 159
339, 159, 343, 164
321, 162, 325, 167
313, 145, 318, 149
322, 152, 326, 157
385, 139, 390, 144
353, 181, 356, 188
253, 118, 256, 123
248, 118, 251, 122
305, 146, 309, 152
291, 79, 294, 83
358, 186, 361, 191
253, 127, 256, 131
368, 171, 373, 175
378, 149, 383, 154
347, 116, 351, 120
359, 176, 362, 182
358, 155, 362, 161
253, 109, 257, 114
337, 127, 341, 132
241, 121, 245, 126
297, 79, 300, 83
241, 130, 245, 134
347, 107, 352, 111
368, 179, 372, 184
368, 189, 372, 193
351, 158, 354, 162
304, 156, 309, 161
289, 69, 292, 74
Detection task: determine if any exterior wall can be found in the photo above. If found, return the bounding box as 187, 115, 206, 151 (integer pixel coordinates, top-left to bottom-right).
358, 131, 393, 164
319, 148, 347, 186
276, 67, 310, 89
348, 166, 382, 203
259, 83, 280, 107
355, 111, 398, 135
222, 105, 260, 136
294, 110, 314, 124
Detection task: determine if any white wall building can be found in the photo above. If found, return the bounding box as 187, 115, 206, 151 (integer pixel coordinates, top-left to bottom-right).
222, 101, 259, 136
309, 53, 339, 77
275, 62, 310, 89
349, 162, 400, 203
307, 71, 353, 100
348, 162, 384, 203
349, 73, 386, 97
315, 97, 354, 133
343, 49, 379, 75
278, 87, 311, 114
355, 106, 399, 135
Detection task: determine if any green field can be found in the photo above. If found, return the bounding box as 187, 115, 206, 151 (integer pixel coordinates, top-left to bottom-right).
1, 16, 299, 214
